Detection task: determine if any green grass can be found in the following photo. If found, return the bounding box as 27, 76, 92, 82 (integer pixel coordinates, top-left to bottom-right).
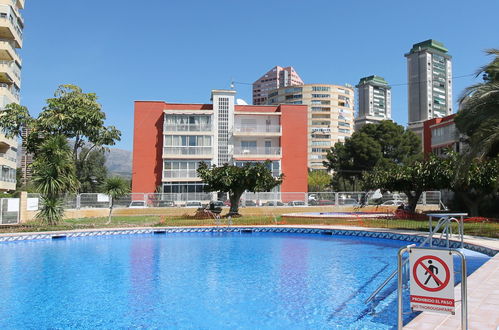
1, 215, 497, 239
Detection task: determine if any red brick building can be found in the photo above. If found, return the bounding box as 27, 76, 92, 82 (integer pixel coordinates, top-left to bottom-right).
132, 90, 308, 202
423, 114, 461, 156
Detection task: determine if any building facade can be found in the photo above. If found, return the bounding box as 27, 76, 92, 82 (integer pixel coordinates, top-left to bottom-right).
422, 114, 462, 156
267, 84, 355, 170
354, 75, 391, 130
0, 0, 24, 191
405, 39, 453, 139
132, 90, 308, 200
252, 66, 303, 105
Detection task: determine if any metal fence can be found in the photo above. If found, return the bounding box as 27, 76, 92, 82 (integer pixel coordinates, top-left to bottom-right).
0, 198, 19, 224
25, 191, 442, 211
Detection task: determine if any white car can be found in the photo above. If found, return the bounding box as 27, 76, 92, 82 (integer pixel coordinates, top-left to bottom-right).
129, 201, 146, 208
382, 200, 404, 206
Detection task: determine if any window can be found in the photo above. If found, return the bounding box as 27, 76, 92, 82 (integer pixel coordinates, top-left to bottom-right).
311, 94, 330, 98
312, 86, 330, 92
164, 115, 211, 131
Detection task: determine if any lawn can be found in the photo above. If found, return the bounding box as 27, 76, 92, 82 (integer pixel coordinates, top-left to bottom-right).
0, 215, 497, 238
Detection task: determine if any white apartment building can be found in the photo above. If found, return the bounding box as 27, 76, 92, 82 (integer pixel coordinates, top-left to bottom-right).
405, 39, 453, 139
0, 0, 24, 191
266, 84, 355, 170
354, 75, 392, 130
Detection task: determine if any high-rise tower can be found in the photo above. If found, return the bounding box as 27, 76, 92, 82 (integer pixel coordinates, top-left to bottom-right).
0, 0, 24, 191
405, 39, 452, 138
354, 75, 391, 130
252, 66, 303, 105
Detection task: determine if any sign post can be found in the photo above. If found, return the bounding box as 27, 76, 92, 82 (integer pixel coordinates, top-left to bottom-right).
409, 248, 454, 314
397, 246, 467, 330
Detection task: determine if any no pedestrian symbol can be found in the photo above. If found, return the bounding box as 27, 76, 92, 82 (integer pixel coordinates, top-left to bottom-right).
409, 248, 455, 314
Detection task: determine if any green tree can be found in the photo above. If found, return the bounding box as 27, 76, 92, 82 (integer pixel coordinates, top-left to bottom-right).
455, 49, 499, 158
307, 170, 331, 192
197, 161, 282, 216
31, 135, 79, 225
0, 84, 121, 190
77, 147, 108, 193
101, 177, 130, 224
324, 120, 421, 190
363, 155, 448, 213
444, 153, 499, 216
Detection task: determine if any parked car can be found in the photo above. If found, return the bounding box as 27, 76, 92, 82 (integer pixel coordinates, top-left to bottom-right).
151, 200, 176, 207
317, 200, 335, 205
185, 201, 203, 208
129, 201, 147, 208
212, 200, 225, 208
263, 201, 285, 206
382, 200, 404, 206
243, 200, 257, 207
288, 200, 306, 206
338, 198, 359, 206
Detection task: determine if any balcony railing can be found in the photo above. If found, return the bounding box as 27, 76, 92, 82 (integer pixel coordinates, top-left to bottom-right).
163, 170, 199, 179
0, 83, 19, 100
0, 16, 23, 41
163, 146, 213, 156
164, 124, 212, 132
0, 60, 21, 82
233, 147, 281, 156
233, 125, 281, 134
0, 152, 17, 163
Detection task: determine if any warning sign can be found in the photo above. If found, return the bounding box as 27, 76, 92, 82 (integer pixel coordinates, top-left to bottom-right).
409, 248, 455, 314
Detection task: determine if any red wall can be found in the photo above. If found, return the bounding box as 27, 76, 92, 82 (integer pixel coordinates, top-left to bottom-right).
131, 102, 165, 193
279, 104, 308, 193
423, 114, 456, 156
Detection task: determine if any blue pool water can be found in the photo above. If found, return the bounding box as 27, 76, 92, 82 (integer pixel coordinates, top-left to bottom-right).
0, 232, 490, 329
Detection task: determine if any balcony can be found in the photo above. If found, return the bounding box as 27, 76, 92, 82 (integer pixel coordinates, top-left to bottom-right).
233, 147, 281, 159
0, 82, 19, 102
0, 60, 20, 86
0, 16, 23, 48
163, 170, 199, 180
233, 125, 281, 136
163, 146, 213, 158
0, 40, 20, 64
163, 124, 212, 133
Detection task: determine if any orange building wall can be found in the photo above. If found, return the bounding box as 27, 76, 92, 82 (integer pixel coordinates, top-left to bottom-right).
132, 101, 165, 193
279, 104, 308, 193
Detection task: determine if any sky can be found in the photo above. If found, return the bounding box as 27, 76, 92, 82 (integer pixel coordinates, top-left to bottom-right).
20, 0, 499, 151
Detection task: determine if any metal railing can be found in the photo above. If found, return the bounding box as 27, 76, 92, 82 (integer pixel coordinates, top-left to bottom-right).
233, 125, 281, 134
233, 147, 281, 156
163, 146, 213, 156
164, 124, 212, 132
24, 191, 442, 211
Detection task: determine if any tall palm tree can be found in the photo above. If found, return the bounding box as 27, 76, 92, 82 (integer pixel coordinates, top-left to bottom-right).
456, 49, 499, 159
101, 177, 130, 224
31, 135, 79, 225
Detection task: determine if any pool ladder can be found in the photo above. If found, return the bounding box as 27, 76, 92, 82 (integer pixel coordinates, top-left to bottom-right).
364, 216, 463, 305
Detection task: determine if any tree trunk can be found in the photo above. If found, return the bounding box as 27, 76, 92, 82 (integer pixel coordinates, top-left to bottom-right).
228, 192, 243, 216
106, 199, 114, 224
459, 192, 480, 217
405, 190, 422, 213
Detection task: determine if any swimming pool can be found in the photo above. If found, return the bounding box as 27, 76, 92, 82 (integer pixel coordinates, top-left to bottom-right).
0, 229, 491, 329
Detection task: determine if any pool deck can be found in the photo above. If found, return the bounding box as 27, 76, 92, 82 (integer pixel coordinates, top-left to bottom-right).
0, 224, 497, 329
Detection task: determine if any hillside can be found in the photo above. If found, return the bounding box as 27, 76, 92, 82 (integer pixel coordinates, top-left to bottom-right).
105, 147, 133, 178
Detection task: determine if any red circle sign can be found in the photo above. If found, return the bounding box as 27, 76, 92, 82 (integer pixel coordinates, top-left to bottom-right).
412, 255, 451, 292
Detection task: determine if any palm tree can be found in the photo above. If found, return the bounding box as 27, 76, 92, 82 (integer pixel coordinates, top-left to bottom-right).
101, 177, 130, 224
31, 135, 79, 225
456, 49, 499, 159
